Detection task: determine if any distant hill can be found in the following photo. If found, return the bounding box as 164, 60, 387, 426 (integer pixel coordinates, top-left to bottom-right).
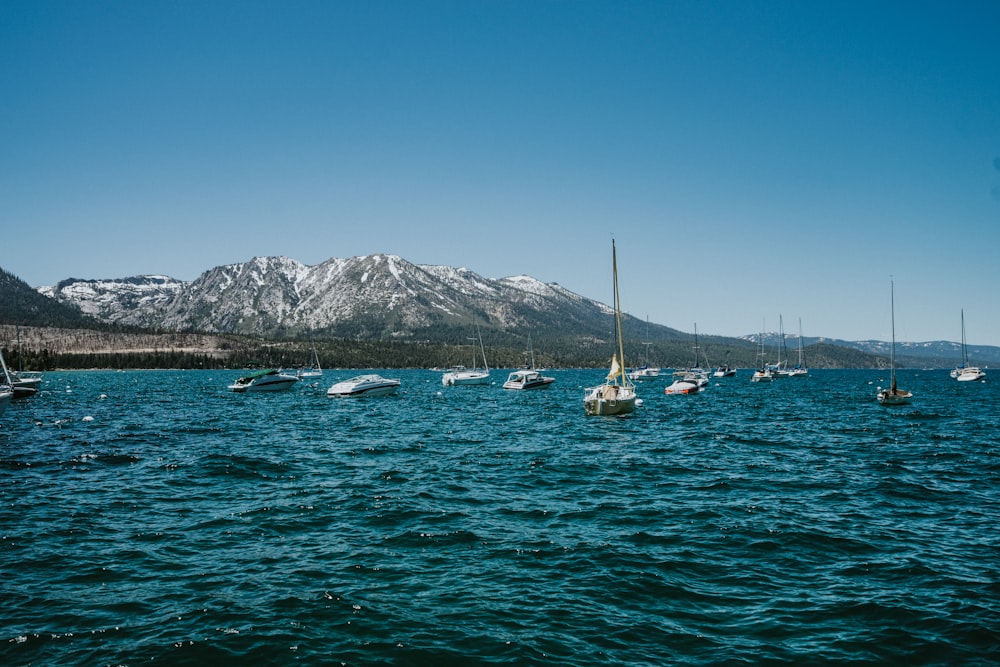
0, 268, 100, 329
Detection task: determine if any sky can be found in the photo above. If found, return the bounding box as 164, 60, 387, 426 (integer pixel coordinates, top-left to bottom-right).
3, 1, 999, 345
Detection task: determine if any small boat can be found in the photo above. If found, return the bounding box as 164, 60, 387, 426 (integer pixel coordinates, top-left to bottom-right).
713, 365, 736, 378
298, 346, 323, 378
664, 371, 702, 395
951, 309, 985, 382
675, 324, 712, 384
877, 279, 912, 405
327, 374, 400, 397
442, 325, 490, 386
0, 351, 13, 417
9, 370, 43, 398
584, 241, 637, 416
503, 368, 555, 390
228, 369, 299, 393
628, 364, 660, 381
786, 318, 809, 377
750, 330, 773, 382
628, 320, 660, 380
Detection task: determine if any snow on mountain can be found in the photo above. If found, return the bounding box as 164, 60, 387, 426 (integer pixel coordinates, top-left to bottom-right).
38, 254, 616, 339
39, 275, 187, 323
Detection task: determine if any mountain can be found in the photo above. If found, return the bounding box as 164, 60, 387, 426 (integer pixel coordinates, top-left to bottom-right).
14, 256, 1000, 368
0, 268, 100, 329
38, 275, 186, 324
36, 255, 688, 347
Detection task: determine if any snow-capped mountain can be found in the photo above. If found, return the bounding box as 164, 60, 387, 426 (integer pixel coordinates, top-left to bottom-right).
38, 254, 637, 341
39, 275, 187, 324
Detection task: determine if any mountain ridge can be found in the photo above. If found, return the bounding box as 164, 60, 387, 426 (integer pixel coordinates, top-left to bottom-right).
4, 256, 999, 368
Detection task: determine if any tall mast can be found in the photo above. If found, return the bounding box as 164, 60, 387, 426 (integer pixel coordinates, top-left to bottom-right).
612, 240, 626, 385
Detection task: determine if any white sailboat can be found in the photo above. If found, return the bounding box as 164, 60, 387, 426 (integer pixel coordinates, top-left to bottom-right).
951, 309, 985, 382
786, 318, 809, 377
750, 328, 773, 382
877, 279, 913, 405
584, 240, 637, 416
628, 318, 660, 380
769, 315, 790, 378
442, 324, 490, 386
298, 345, 323, 378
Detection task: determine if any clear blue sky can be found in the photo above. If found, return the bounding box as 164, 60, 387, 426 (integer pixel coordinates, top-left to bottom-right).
3, 1, 999, 345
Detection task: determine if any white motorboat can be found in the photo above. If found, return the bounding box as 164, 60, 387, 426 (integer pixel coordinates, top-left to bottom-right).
584, 241, 637, 416
442, 325, 490, 386
228, 369, 300, 393
877, 280, 912, 405
628, 364, 660, 381
713, 365, 736, 378
9, 370, 43, 398
951, 310, 985, 382
327, 374, 400, 397
664, 371, 701, 395
503, 368, 555, 390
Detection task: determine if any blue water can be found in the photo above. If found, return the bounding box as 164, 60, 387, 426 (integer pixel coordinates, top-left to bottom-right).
2, 369, 998, 666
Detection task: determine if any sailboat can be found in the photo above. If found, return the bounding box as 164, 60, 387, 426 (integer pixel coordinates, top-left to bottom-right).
768, 315, 790, 377
298, 345, 323, 378
628, 317, 660, 380
666, 324, 709, 393
950, 310, 985, 382
584, 240, 637, 416
750, 327, 773, 382
442, 324, 490, 386
787, 318, 809, 377
877, 279, 913, 405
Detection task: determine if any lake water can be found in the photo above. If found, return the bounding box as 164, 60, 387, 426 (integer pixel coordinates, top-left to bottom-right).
2, 369, 998, 666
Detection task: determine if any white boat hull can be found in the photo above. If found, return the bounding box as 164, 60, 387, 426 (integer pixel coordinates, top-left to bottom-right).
955, 368, 985, 382
442, 370, 490, 386
327, 375, 401, 397
665, 380, 700, 395
503, 370, 555, 390
229, 372, 299, 393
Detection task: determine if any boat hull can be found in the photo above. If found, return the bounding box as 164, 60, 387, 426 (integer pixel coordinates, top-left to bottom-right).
228, 371, 300, 393
442, 371, 490, 386
877, 388, 913, 405
327, 375, 401, 397
665, 381, 700, 395
503, 370, 555, 390
229, 377, 299, 392
584, 385, 636, 416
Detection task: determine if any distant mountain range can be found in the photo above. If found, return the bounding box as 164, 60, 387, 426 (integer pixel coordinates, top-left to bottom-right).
1, 256, 998, 368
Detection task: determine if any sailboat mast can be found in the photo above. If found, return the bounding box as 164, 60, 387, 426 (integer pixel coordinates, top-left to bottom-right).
890, 279, 897, 392
612, 240, 626, 385
477, 323, 489, 373
961, 308, 967, 367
